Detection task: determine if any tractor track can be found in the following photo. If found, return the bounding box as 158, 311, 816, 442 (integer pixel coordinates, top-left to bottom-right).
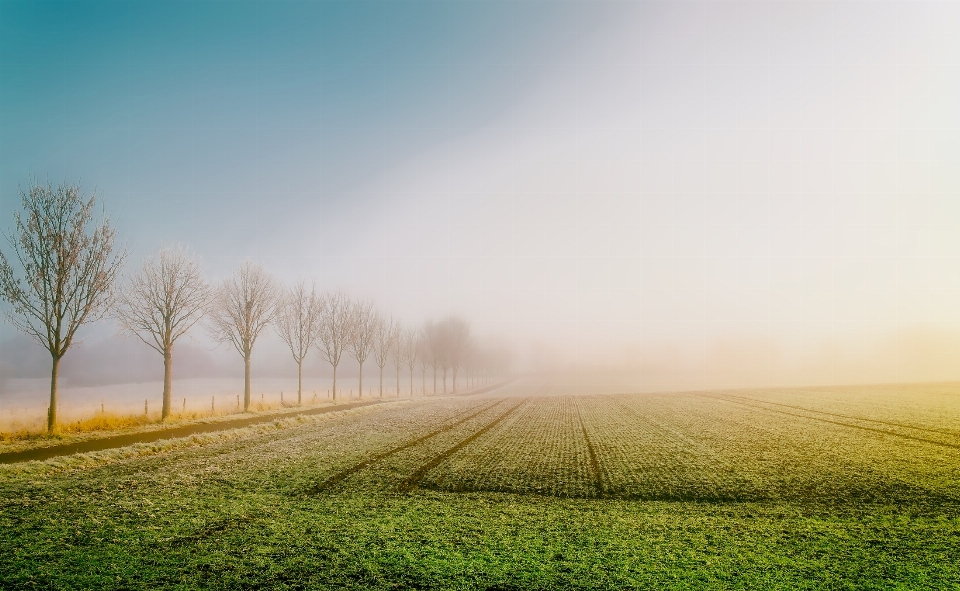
573, 397, 604, 498
303, 398, 506, 494
396, 397, 531, 493
699, 393, 960, 451
715, 393, 960, 438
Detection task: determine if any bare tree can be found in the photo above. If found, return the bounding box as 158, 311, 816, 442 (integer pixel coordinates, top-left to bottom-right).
439, 316, 471, 393
275, 280, 321, 406
424, 320, 450, 393
402, 328, 419, 398
423, 320, 442, 394
208, 261, 277, 412
115, 246, 209, 420
348, 299, 377, 398
391, 321, 405, 397
316, 291, 353, 401
371, 313, 397, 398
0, 181, 126, 432
416, 329, 431, 395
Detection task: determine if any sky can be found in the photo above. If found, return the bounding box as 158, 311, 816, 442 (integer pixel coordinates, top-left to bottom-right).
2, 0, 960, 391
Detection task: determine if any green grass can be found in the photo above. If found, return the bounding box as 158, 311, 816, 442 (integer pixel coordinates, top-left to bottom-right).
2, 387, 959, 589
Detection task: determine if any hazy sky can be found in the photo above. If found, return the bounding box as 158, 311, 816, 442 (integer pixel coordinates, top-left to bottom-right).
2, 1, 960, 389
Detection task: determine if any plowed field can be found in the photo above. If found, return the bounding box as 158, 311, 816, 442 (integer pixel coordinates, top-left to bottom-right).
3, 382, 959, 589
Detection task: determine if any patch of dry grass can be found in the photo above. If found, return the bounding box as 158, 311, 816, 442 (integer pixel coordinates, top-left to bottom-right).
0, 398, 388, 455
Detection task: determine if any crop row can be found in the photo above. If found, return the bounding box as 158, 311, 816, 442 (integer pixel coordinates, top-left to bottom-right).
576, 395, 743, 501
324, 398, 522, 493
612, 393, 960, 504
417, 396, 598, 498
734, 384, 960, 436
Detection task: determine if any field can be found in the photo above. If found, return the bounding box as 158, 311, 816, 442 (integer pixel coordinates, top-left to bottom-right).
2, 381, 960, 589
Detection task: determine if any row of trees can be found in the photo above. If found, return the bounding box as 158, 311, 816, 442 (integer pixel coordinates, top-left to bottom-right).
0, 181, 509, 432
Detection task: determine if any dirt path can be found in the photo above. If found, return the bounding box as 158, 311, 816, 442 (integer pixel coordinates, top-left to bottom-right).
0, 400, 386, 464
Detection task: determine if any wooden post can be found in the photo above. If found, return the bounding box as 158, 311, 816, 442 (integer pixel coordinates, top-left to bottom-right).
211, 395, 215, 414
144, 399, 148, 416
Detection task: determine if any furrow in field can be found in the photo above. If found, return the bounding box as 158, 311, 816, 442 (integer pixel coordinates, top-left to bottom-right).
396, 397, 531, 493
417, 395, 597, 498
717, 393, 960, 439
302, 398, 506, 494
701, 393, 960, 450
733, 384, 960, 436
575, 395, 737, 501
574, 397, 604, 498
623, 393, 960, 503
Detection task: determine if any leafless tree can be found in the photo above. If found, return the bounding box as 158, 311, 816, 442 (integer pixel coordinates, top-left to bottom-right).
371, 313, 397, 398
274, 279, 321, 406
348, 299, 377, 398
439, 316, 471, 393
316, 291, 353, 401
423, 320, 451, 393
0, 181, 126, 432
390, 321, 405, 397
416, 330, 430, 396
423, 320, 443, 394
207, 261, 277, 412
115, 246, 210, 419
402, 328, 419, 398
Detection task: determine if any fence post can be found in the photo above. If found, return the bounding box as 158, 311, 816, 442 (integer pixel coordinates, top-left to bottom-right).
144, 399, 148, 416
211, 395, 215, 414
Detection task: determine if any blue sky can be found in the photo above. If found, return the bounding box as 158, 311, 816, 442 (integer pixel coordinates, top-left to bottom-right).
1, 0, 610, 254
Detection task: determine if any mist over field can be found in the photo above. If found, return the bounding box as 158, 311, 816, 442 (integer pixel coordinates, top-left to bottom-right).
2, 0, 960, 396
4, 3, 960, 588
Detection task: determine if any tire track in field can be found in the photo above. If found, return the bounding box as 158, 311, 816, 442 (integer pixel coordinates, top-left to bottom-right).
573, 397, 604, 498
396, 397, 530, 493
700, 394, 960, 451
716, 393, 960, 439
304, 399, 506, 494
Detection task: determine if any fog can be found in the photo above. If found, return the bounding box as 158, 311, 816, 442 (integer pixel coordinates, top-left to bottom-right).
3, 1, 960, 401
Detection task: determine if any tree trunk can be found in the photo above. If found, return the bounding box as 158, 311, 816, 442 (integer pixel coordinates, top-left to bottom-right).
396, 367, 400, 397
48, 354, 60, 433
433, 368, 437, 395
332, 364, 338, 401
379, 366, 383, 398
297, 360, 303, 405
409, 368, 414, 398
244, 353, 251, 411
162, 348, 173, 419
442, 368, 447, 393
453, 367, 458, 393
358, 362, 363, 399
